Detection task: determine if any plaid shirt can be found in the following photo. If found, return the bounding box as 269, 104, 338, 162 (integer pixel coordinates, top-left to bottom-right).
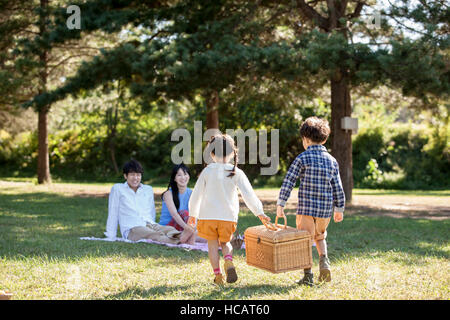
277, 145, 345, 218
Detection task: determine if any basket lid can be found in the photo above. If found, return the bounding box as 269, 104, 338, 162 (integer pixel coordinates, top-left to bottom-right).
244, 225, 310, 243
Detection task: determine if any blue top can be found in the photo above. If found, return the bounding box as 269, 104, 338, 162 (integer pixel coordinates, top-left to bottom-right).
159, 187, 192, 225
277, 145, 345, 218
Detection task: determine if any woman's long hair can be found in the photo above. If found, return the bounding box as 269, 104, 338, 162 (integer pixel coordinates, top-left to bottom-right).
162, 163, 190, 211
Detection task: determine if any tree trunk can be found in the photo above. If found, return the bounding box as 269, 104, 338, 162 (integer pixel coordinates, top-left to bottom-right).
107, 106, 119, 175
330, 72, 353, 202
206, 90, 219, 129
37, 0, 51, 184
327, 1, 353, 201
109, 138, 119, 174
37, 105, 51, 184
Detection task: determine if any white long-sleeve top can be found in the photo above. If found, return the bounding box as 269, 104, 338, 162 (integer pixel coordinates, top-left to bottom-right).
189, 163, 264, 222
105, 182, 156, 239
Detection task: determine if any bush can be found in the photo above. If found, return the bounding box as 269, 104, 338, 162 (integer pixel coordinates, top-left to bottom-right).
352, 123, 450, 189
1, 97, 448, 190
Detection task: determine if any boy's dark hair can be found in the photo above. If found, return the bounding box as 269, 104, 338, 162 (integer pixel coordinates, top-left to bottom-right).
300, 116, 331, 143
123, 159, 144, 175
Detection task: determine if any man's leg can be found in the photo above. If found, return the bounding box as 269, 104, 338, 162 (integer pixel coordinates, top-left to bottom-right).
150, 223, 182, 240
128, 226, 160, 242
145, 223, 182, 244
129, 225, 180, 244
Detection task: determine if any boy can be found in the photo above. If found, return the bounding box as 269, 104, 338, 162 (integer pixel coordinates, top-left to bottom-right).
276, 117, 345, 286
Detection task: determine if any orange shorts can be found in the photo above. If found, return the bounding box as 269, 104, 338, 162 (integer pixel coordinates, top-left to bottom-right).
197, 219, 237, 243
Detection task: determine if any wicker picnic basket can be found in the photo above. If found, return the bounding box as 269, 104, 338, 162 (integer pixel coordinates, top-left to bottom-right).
244, 216, 312, 273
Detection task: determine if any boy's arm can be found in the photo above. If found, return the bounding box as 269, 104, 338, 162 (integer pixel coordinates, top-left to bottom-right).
331, 162, 345, 213
277, 156, 302, 207
105, 185, 120, 239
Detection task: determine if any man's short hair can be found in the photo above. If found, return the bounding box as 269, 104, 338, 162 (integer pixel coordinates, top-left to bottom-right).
123, 159, 144, 175
300, 116, 331, 143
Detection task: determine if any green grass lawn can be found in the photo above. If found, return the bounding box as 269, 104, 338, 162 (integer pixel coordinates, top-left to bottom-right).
0, 180, 449, 300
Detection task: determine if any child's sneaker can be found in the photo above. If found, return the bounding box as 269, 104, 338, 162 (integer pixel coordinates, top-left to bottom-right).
296, 272, 314, 287
213, 274, 224, 286
318, 255, 331, 282
224, 260, 238, 283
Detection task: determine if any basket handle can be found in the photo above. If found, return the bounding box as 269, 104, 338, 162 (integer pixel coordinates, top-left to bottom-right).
275, 215, 287, 229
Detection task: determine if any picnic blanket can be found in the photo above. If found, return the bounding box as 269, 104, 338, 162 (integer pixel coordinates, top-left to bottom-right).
79, 237, 246, 252
79, 236, 210, 251
79, 236, 311, 252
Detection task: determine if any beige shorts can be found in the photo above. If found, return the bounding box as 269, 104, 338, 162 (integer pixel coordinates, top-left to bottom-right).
296, 215, 331, 242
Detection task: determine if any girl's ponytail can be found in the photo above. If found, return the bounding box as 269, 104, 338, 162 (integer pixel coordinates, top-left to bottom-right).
208, 134, 238, 178
227, 149, 238, 177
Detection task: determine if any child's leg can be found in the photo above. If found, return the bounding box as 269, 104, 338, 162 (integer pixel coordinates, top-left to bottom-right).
295, 214, 316, 286
220, 241, 233, 259
220, 240, 238, 283
313, 217, 331, 256
207, 239, 221, 272
314, 217, 332, 282
207, 239, 225, 285
218, 220, 238, 284
197, 220, 224, 285
316, 239, 327, 256
296, 214, 314, 274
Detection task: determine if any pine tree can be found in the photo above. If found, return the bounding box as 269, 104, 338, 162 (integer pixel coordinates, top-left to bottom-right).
4, 0, 105, 183
24, 0, 449, 197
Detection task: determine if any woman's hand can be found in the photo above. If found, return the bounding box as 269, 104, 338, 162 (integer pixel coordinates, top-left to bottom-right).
184, 223, 196, 234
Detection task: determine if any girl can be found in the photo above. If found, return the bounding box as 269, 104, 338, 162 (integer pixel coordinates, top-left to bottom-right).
159, 163, 204, 245
188, 134, 270, 285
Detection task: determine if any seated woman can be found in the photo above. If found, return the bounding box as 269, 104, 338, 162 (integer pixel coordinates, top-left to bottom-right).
159, 163, 206, 245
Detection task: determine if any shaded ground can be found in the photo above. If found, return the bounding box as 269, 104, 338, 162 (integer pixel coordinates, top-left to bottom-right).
2, 180, 448, 221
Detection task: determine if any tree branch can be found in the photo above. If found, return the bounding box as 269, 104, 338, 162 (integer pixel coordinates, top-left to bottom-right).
347, 1, 365, 19
294, 0, 330, 31
47, 53, 96, 76
337, 0, 349, 17
327, 0, 338, 28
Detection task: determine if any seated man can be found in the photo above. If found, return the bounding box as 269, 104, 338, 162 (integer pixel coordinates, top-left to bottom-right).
105, 159, 182, 244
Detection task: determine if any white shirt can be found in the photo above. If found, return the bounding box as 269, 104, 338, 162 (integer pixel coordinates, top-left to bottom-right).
189, 163, 264, 222
105, 182, 156, 239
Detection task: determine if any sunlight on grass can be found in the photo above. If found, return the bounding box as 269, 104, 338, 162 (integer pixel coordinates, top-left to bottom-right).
0, 180, 449, 300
